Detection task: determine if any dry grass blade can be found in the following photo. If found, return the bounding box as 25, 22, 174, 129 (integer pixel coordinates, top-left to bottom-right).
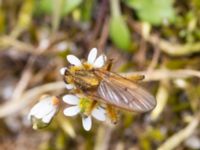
148, 35, 200, 56
122, 69, 200, 81
150, 80, 169, 121
0, 36, 36, 53
157, 116, 199, 150
94, 125, 113, 150
11, 56, 35, 101
0, 81, 65, 118
57, 115, 76, 138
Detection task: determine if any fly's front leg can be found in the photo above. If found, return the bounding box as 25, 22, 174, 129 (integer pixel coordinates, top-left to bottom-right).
104, 59, 114, 71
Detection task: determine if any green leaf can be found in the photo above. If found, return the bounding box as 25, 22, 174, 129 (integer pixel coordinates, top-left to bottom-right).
35, 0, 82, 16
36, 0, 82, 31
124, 0, 176, 25
62, 0, 83, 16
80, 0, 93, 22
52, 0, 63, 32
109, 0, 132, 52
109, 16, 132, 51
36, 0, 53, 15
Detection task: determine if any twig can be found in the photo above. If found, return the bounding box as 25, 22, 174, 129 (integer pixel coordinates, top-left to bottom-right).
133, 39, 147, 68
147, 42, 160, 71
92, 0, 108, 40
98, 17, 109, 52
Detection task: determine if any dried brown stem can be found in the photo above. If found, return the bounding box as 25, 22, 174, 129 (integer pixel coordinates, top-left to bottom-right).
98, 17, 109, 52
11, 56, 35, 101
122, 69, 200, 81
147, 43, 160, 71
128, 19, 200, 56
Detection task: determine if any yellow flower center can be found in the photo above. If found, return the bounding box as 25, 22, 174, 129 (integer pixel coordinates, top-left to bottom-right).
83, 62, 93, 70
78, 97, 97, 116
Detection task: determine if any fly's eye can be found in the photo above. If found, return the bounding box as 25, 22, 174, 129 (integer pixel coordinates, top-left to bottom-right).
63, 68, 71, 76
64, 70, 69, 76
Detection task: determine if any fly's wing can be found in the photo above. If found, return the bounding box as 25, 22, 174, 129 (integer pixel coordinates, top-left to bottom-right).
94, 70, 156, 112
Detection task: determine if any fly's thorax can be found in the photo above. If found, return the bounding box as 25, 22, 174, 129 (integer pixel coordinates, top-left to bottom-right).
73, 69, 101, 90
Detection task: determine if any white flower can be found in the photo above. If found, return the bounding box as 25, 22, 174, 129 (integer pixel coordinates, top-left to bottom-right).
60, 48, 107, 90
28, 96, 60, 129
63, 94, 106, 131
66, 48, 107, 68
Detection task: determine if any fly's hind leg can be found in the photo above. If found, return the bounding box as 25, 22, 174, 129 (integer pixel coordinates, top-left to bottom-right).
106, 104, 118, 124
126, 74, 145, 82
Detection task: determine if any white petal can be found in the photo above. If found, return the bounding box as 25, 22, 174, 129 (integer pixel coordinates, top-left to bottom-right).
67, 55, 82, 66
87, 48, 97, 64
63, 94, 79, 105
29, 98, 53, 119
82, 116, 92, 131
42, 110, 56, 123
93, 55, 107, 68
65, 84, 75, 90
60, 67, 67, 75
63, 106, 80, 116
92, 107, 106, 121
42, 115, 52, 123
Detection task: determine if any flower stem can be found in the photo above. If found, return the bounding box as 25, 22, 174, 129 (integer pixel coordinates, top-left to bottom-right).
110, 0, 121, 17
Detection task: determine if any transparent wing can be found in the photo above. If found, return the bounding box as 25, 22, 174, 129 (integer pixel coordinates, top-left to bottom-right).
95, 70, 156, 112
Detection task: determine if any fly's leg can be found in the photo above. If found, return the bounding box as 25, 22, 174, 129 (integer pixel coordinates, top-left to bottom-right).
104, 59, 114, 71
126, 74, 145, 82
106, 104, 118, 124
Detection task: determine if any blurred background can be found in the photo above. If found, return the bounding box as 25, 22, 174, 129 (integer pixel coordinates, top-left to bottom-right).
0, 0, 200, 149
